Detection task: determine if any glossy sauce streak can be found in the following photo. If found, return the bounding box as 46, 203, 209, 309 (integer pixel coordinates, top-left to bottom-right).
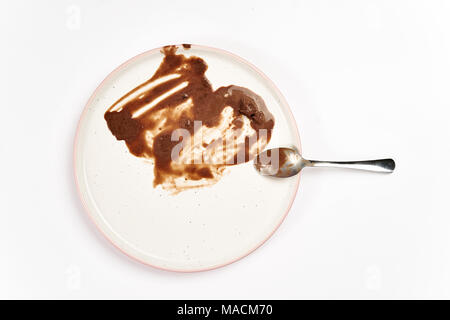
104, 45, 274, 193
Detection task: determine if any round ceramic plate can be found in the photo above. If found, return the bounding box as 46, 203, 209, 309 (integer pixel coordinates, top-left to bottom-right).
74, 44, 301, 272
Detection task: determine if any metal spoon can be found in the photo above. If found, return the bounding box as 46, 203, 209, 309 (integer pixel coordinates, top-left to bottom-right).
254, 147, 395, 177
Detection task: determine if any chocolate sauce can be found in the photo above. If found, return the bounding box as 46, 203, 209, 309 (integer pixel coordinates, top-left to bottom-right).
104, 45, 274, 192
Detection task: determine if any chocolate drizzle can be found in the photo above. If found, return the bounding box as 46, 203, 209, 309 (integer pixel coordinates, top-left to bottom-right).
104, 45, 274, 192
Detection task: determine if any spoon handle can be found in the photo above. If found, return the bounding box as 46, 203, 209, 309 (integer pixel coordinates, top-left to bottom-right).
305, 158, 395, 173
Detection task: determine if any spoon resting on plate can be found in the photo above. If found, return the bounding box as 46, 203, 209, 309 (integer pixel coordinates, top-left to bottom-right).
254, 147, 395, 177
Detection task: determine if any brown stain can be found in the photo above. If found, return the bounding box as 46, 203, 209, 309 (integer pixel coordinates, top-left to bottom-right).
182, 43, 191, 49
104, 45, 274, 193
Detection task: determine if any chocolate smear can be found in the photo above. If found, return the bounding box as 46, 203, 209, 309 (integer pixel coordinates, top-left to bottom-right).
104, 45, 274, 193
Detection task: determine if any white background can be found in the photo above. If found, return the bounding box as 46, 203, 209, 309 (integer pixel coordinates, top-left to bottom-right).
2, 0, 450, 299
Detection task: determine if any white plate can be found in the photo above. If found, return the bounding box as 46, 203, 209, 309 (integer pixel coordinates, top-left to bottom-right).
74, 45, 301, 272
